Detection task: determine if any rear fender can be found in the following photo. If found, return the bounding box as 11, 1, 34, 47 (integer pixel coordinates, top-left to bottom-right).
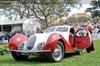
8, 34, 28, 50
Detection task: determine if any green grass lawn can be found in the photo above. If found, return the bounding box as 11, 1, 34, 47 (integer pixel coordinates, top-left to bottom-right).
0, 40, 100, 66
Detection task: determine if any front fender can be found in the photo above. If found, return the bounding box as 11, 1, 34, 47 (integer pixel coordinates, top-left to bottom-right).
8, 34, 28, 50
43, 33, 75, 53
43, 33, 61, 51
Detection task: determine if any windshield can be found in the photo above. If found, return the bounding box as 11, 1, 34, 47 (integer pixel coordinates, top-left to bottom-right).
44, 26, 68, 33
56, 27, 68, 32
44, 27, 55, 33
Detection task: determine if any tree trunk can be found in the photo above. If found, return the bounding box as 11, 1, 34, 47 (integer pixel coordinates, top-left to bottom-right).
44, 16, 48, 28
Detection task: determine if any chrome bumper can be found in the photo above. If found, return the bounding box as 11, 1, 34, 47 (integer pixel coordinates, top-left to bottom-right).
7, 49, 51, 53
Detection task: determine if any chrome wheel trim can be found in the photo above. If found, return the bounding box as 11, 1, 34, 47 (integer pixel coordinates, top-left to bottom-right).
52, 44, 63, 61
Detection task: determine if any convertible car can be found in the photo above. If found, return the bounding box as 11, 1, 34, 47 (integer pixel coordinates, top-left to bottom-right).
8, 25, 93, 62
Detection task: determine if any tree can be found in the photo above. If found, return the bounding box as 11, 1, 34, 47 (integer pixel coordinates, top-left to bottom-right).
1, 0, 79, 28
0, 0, 13, 8
25, 0, 78, 28
86, 0, 100, 17
68, 17, 78, 23
6, 0, 32, 19
68, 16, 91, 23
0, 0, 32, 19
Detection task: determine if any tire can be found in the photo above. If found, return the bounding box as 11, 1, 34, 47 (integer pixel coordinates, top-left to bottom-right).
49, 41, 64, 62
11, 51, 29, 61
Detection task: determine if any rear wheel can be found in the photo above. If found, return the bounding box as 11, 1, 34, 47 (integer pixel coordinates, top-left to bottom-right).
49, 41, 64, 62
11, 51, 29, 61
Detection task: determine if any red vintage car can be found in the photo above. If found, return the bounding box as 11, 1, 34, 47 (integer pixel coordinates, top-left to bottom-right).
8, 25, 94, 62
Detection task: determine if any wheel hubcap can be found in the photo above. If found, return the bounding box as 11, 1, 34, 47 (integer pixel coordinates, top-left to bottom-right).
52, 44, 63, 61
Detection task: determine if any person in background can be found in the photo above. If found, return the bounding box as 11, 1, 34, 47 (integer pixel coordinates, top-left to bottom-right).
84, 22, 95, 53
93, 26, 99, 34
98, 29, 100, 33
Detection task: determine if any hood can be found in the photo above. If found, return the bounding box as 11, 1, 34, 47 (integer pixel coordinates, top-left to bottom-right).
26, 33, 53, 50
34, 33, 53, 43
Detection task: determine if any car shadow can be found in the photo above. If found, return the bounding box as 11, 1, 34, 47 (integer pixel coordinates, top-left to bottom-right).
0, 52, 87, 64
22, 52, 83, 63
64, 53, 80, 58
28, 57, 53, 63
0, 56, 52, 64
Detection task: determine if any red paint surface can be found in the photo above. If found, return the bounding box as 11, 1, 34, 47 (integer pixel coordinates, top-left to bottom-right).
75, 36, 91, 49
43, 33, 74, 53
69, 34, 74, 47
60, 35, 74, 52
9, 34, 28, 50
43, 33, 59, 51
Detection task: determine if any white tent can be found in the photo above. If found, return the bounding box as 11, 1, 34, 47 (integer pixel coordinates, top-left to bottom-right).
0, 19, 23, 25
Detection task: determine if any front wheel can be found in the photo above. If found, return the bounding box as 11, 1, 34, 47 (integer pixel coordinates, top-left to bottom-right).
49, 41, 64, 62
11, 51, 29, 61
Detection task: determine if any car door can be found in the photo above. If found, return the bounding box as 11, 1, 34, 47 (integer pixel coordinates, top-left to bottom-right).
75, 29, 91, 49
69, 28, 75, 47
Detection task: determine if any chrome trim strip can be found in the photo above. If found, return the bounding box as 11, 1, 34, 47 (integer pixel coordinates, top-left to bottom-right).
7, 49, 51, 53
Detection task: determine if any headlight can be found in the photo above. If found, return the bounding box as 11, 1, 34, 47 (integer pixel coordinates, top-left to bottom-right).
37, 42, 45, 50
18, 43, 25, 50
27, 35, 36, 50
